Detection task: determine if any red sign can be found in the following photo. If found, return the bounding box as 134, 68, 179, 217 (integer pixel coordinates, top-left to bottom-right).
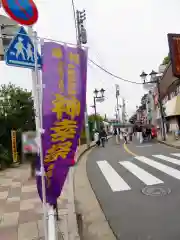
2, 0, 38, 26
168, 33, 180, 77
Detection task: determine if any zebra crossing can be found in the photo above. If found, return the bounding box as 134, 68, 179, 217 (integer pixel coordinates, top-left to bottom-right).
97, 153, 180, 192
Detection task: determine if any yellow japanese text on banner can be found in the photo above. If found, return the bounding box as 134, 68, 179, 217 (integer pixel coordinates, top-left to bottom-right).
11, 130, 18, 163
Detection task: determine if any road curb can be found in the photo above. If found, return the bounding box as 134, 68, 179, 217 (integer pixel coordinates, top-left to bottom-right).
75, 136, 112, 165
72, 136, 112, 238
74, 144, 95, 165
68, 141, 97, 239
158, 140, 180, 149
73, 139, 116, 240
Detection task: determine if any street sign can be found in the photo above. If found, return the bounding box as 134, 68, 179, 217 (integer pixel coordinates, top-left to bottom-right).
1, 0, 38, 26
22, 131, 38, 153
96, 97, 105, 103
5, 26, 42, 69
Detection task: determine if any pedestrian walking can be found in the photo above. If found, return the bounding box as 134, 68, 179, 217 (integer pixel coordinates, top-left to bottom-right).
94, 130, 100, 146
114, 128, 119, 144
99, 128, 107, 147
123, 130, 128, 144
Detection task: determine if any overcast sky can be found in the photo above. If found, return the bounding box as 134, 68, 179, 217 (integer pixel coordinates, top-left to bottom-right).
0, 0, 180, 119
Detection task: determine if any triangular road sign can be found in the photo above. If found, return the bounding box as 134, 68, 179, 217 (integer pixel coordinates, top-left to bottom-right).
5, 26, 42, 69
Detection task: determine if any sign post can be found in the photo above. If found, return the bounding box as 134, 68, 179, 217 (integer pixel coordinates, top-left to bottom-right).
33, 31, 48, 240
11, 130, 18, 163
5, 26, 42, 69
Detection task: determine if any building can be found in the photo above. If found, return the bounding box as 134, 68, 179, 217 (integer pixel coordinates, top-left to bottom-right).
154, 62, 180, 138
0, 15, 19, 60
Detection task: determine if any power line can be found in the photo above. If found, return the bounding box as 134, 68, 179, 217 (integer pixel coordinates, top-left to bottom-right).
87, 63, 140, 104
89, 59, 142, 85
1, 25, 142, 86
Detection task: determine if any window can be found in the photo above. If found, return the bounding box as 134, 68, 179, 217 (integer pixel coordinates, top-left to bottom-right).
162, 95, 168, 105
177, 85, 180, 95
170, 92, 176, 99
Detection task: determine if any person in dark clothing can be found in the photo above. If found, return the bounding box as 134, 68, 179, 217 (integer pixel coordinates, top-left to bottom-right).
114, 128, 117, 136
146, 128, 151, 141
99, 128, 107, 147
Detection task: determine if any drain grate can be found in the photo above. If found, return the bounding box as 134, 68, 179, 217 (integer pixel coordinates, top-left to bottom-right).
142, 186, 171, 196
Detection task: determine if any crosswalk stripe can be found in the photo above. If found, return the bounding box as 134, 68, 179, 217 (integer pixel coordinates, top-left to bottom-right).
97, 160, 131, 192
153, 154, 180, 165
171, 153, 180, 158
119, 161, 163, 185
135, 156, 180, 180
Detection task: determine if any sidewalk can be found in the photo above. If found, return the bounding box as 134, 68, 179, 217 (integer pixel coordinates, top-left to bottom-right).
0, 163, 72, 240
0, 142, 97, 240
158, 137, 180, 149
0, 139, 110, 240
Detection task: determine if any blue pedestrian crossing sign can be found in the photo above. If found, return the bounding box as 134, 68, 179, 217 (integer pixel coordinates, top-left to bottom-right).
5, 26, 42, 69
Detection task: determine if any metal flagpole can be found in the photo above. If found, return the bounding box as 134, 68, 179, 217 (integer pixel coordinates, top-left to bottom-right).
28, 27, 39, 129
32, 30, 48, 240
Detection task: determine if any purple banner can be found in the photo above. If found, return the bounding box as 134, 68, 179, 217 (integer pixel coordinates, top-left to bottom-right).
36, 42, 87, 205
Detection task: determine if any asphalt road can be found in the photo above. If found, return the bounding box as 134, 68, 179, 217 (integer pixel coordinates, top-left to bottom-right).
87, 137, 180, 240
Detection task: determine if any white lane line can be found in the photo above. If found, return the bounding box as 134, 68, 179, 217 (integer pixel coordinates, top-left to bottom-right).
119, 161, 163, 185
136, 145, 152, 148
135, 156, 180, 180
171, 153, 180, 158
97, 160, 131, 192
153, 154, 180, 165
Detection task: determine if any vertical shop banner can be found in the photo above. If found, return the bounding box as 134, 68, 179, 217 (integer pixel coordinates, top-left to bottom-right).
168, 33, 180, 77
11, 130, 18, 163
36, 42, 87, 205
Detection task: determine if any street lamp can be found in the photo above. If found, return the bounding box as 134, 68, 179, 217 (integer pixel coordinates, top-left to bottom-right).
140, 70, 166, 141
92, 88, 105, 130
100, 88, 105, 97
140, 71, 148, 83
93, 88, 99, 98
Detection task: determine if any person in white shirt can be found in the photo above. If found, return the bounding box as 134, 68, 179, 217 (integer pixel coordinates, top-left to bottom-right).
94, 130, 100, 146
123, 130, 128, 144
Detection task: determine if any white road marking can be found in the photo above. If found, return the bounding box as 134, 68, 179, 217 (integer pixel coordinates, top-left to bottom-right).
97, 160, 131, 192
153, 154, 180, 165
135, 156, 180, 180
171, 153, 180, 158
136, 145, 152, 148
119, 161, 163, 185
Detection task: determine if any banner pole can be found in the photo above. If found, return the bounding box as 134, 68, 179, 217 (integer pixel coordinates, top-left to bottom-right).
33, 30, 48, 240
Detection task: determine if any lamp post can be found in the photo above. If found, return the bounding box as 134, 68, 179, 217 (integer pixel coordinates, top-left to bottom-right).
92, 88, 105, 130
140, 70, 166, 141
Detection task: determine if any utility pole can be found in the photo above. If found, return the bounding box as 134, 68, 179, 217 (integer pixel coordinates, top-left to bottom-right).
115, 84, 120, 123
157, 80, 166, 141
140, 70, 166, 141
76, 9, 90, 147
122, 98, 126, 124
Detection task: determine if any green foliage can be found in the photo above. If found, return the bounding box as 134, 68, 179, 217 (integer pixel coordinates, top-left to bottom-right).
80, 114, 104, 143
162, 56, 170, 65
88, 114, 103, 124
141, 94, 148, 106
0, 83, 35, 166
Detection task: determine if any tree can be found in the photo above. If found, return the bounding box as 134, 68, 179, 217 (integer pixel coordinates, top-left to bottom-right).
162, 56, 170, 65
0, 83, 35, 166
141, 94, 148, 107
80, 114, 104, 143
88, 114, 104, 123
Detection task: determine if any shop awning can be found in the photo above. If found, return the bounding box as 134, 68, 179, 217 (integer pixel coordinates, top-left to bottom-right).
165, 95, 180, 117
